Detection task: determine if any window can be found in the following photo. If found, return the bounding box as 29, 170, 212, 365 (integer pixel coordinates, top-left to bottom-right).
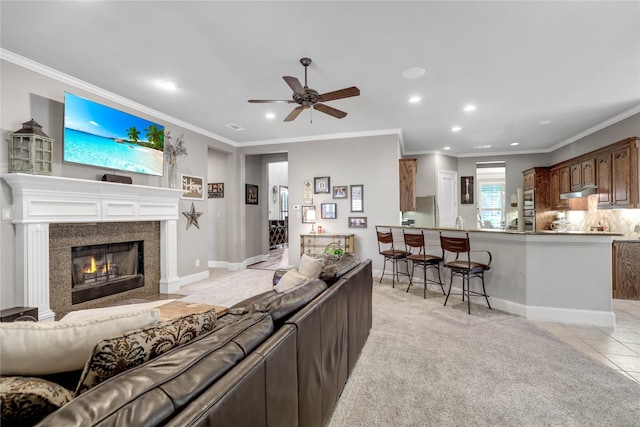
476, 163, 506, 229
479, 183, 505, 228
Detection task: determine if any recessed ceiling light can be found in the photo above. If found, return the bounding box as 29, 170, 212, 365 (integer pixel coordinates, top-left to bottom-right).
409, 96, 422, 103
443, 146, 451, 150
474, 145, 492, 149
402, 67, 426, 79
158, 80, 177, 90
510, 142, 519, 146
463, 105, 476, 112
265, 113, 276, 119
540, 120, 552, 125
451, 126, 462, 132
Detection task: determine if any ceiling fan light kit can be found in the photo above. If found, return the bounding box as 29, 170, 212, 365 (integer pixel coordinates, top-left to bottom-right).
248, 57, 360, 122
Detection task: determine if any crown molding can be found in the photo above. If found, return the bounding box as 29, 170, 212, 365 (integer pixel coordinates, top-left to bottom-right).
1, 49, 237, 147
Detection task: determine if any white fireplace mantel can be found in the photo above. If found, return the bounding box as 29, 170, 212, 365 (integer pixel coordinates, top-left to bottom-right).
2, 173, 184, 321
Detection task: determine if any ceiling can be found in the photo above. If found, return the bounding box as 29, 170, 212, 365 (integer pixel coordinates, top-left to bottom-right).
1, 1, 639, 156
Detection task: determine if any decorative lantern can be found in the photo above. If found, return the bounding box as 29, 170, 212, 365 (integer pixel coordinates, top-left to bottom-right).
9, 119, 54, 175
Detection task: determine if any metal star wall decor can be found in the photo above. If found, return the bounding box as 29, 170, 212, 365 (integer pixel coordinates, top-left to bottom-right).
182, 202, 203, 229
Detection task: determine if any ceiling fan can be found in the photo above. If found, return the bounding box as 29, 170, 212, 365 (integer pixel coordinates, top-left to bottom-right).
248, 57, 360, 122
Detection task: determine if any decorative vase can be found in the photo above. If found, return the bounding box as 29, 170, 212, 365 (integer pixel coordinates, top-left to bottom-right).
167, 160, 179, 189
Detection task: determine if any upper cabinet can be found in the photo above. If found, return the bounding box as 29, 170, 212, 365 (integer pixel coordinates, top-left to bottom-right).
550, 136, 639, 210
399, 158, 417, 212
596, 138, 639, 209
570, 159, 596, 191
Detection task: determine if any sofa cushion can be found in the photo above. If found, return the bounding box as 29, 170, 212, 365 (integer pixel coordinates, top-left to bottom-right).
320, 253, 360, 283
0, 309, 160, 376
75, 308, 218, 395
275, 269, 309, 293
36, 313, 274, 427
298, 253, 323, 278
227, 290, 277, 315
253, 279, 328, 321
0, 376, 74, 427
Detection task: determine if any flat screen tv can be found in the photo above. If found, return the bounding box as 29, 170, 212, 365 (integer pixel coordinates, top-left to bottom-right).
63, 92, 164, 176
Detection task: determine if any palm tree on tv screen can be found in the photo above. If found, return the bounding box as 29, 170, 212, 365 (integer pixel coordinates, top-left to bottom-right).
145, 124, 164, 150
126, 126, 140, 142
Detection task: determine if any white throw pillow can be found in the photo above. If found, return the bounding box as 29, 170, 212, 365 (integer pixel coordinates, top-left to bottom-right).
0, 308, 160, 376
298, 254, 323, 279
60, 299, 174, 322
275, 269, 309, 293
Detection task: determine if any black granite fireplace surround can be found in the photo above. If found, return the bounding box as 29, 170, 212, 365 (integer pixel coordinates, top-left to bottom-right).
49, 222, 161, 319
71, 240, 144, 304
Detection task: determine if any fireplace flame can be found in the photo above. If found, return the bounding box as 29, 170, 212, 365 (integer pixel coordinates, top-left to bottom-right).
85, 257, 97, 274
83, 257, 111, 274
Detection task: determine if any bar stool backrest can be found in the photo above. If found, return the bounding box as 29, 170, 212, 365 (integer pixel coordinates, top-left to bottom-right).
439, 232, 471, 266
376, 227, 398, 254
403, 231, 425, 255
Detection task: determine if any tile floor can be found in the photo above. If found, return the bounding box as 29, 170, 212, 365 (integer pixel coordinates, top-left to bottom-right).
532, 298, 640, 384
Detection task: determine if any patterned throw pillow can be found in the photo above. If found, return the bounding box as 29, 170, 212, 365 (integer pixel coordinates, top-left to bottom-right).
0, 376, 74, 426
75, 308, 217, 395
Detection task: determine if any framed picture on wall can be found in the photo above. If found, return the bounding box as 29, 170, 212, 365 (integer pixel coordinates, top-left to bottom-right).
246, 184, 259, 205
181, 174, 204, 200
314, 176, 330, 194
348, 216, 367, 228
332, 185, 348, 199
350, 184, 364, 212
461, 176, 474, 204
321, 203, 337, 219
208, 182, 224, 198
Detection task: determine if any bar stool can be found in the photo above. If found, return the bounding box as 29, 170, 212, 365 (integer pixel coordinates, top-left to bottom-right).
376, 226, 409, 287
403, 230, 445, 298
439, 232, 492, 314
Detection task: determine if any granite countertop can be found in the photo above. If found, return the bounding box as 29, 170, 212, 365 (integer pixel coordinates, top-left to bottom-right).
379, 225, 624, 237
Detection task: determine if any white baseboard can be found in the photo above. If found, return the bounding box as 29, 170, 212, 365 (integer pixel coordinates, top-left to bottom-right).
207, 254, 269, 272
176, 270, 210, 289
372, 274, 615, 327
525, 305, 616, 328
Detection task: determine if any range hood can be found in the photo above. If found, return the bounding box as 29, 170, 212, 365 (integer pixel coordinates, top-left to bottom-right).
560, 185, 597, 199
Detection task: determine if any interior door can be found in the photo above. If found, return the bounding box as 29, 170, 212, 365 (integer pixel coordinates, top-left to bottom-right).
438, 170, 457, 227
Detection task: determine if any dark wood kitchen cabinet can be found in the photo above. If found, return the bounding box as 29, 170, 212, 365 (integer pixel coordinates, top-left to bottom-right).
571, 159, 595, 191
597, 137, 639, 209
399, 158, 417, 212
613, 240, 640, 300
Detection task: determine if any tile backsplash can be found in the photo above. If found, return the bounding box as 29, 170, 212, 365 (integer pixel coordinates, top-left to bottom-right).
564, 195, 640, 238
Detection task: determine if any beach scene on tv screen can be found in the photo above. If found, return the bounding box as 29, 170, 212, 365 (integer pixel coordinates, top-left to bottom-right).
63, 93, 164, 176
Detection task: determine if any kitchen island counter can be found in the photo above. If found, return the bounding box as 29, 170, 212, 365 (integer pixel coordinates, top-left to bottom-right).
378, 225, 618, 327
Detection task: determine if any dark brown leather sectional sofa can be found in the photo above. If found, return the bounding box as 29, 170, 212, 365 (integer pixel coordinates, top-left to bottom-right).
36, 258, 373, 427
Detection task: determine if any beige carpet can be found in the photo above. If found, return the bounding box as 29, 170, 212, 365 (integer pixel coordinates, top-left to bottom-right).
176, 268, 275, 308
328, 279, 640, 426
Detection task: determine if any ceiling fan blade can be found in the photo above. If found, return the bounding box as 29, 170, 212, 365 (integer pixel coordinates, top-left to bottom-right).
283, 76, 305, 95
248, 99, 294, 104
284, 106, 305, 122
318, 86, 360, 102
314, 103, 347, 119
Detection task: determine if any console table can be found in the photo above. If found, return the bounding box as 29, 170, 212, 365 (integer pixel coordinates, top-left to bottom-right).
300, 233, 355, 256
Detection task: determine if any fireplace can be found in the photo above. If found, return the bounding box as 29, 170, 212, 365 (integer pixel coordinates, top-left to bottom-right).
71, 241, 144, 304
3, 173, 182, 321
